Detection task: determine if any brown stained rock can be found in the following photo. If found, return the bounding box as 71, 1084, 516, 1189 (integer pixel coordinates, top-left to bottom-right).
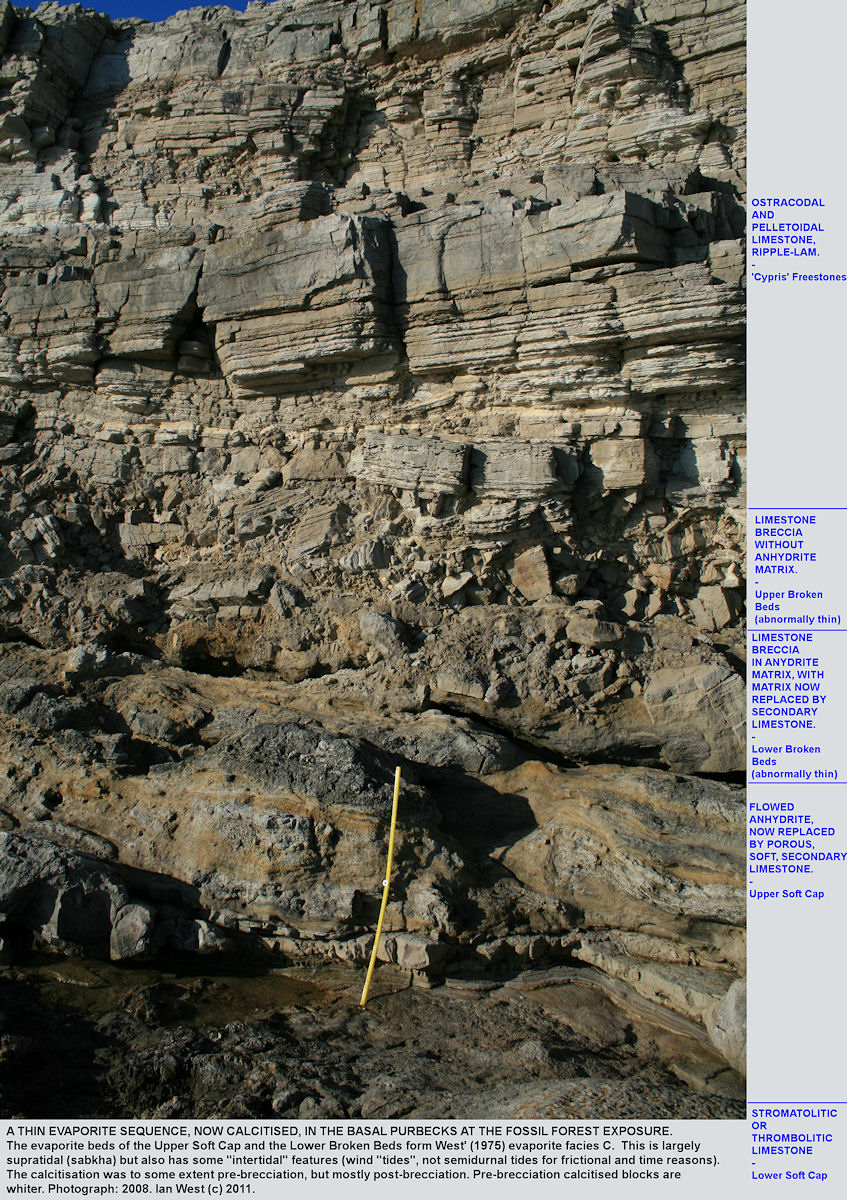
511, 546, 553, 602
589, 437, 650, 492
707, 978, 747, 1076
486, 759, 745, 934
565, 612, 624, 648
110, 903, 155, 961
688, 584, 743, 631
643, 662, 745, 774
379, 933, 449, 973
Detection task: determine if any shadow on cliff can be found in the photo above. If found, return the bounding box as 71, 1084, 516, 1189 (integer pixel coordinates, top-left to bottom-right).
416, 765, 537, 864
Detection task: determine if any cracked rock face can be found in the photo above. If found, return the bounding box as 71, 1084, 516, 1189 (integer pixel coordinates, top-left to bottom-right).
0, 0, 745, 1103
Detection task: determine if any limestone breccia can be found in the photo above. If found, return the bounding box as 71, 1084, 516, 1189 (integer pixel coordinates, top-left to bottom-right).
0, 0, 745, 1061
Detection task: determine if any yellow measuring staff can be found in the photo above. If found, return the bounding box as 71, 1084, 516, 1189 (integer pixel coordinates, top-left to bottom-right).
359, 765, 401, 1008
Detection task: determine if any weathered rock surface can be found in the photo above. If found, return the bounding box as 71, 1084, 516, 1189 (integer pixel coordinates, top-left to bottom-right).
0, 643, 744, 1079
0, 829, 233, 959
0, 960, 744, 1119
707, 976, 746, 1075
0, 0, 745, 1109
0, 2, 744, 688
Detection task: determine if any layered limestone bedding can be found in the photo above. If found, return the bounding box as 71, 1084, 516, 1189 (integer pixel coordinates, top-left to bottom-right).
0, 0, 746, 1106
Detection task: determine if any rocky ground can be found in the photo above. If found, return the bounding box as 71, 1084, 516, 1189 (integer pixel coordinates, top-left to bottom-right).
0, 956, 743, 1119
0, 0, 746, 1118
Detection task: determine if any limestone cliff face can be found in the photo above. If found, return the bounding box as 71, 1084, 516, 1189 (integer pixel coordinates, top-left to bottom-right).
0, 0, 745, 1054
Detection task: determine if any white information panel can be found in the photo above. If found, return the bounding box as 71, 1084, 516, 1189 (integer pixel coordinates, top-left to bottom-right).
746, 0, 847, 1187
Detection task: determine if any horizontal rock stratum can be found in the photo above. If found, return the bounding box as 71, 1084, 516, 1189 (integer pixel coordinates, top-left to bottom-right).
0, 0, 745, 1099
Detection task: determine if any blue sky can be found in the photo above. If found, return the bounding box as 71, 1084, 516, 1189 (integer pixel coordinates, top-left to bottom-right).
64, 1, 251, 22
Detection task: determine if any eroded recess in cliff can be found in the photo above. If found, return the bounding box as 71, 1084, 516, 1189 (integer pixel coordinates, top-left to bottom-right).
0, 0, 747, 1110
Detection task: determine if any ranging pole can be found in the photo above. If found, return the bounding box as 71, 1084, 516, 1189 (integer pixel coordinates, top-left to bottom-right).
359, 765, 401, 1007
